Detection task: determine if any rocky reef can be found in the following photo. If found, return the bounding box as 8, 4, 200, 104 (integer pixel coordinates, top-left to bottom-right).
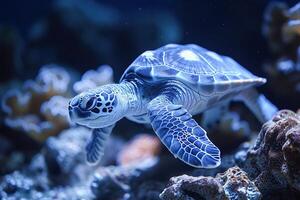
160, 166, 261, 200
240, 110, 300, 198
91, 158, 162, 200
2, 104, 300, 199
160, 110, 300, 200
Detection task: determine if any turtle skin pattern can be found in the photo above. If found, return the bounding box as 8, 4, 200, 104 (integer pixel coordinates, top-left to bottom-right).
85, 125, 113, 164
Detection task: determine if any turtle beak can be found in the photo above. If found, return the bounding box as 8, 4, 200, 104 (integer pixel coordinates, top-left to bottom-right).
70, 96, 80, 107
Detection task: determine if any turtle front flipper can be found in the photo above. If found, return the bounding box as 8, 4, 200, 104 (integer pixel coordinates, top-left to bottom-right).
147, 95, 221, 168
235, 88, 278, 123
86, 125, 115, 165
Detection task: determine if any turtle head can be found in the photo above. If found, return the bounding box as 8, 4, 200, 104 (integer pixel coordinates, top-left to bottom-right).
69, 85, 127, 128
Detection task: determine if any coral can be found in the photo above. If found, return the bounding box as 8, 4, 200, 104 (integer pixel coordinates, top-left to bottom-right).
160, 166, 261, 200
1, 65, 71, 142
24, 65, 71, 96
2, 89, 32, 116
161, 175, 225, 200
241, 110, 300, 196
1, 171, 35, 196
234, 141, 254, 167
0, 157, 50, 200
91, 158, 159, 200
43, 126, 123, 185
0, 170, 93, 200
117, 134, 162, 166
73, 65, 114, 94
263, 2, 300, 108
43, 127, 91, 184
263, 2, 300, 59
26, 154, 49, 190
0, 148, 94, 200
40, 95, 70, 126
216, 167, 261, 200
4, 115, 57, 142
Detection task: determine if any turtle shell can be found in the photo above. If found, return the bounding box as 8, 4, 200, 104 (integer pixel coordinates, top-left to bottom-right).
120, 44, 265, 95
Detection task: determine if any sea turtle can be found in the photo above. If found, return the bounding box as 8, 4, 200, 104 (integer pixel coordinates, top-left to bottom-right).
68, 44, 278, 168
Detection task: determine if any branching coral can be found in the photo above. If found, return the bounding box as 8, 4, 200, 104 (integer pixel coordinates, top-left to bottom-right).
40, 96, 70, 126
25, 65, 71, 96
73, 65, 114, 94
1, 65, 71, 142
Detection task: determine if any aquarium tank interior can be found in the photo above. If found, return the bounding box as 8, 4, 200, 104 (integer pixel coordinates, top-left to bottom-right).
0, 0, 300, 199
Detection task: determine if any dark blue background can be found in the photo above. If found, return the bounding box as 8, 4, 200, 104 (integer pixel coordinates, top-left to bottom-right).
0, 0, 298, 110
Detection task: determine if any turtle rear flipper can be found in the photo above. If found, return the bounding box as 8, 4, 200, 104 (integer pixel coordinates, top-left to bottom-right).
235, 88, 278, 123
147, 95, 221, 168
86, 125, 114, 165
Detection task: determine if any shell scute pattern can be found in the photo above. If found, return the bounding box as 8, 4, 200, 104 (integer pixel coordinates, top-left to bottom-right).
131, 50, 163, 67
134, 66, 153, 79
161, 46, 217, 75
215, 74, 229, 82
121, 44, 265, 97
199, 84, 215, 96
121, 44, 265, 102
159, 67, 179, 76
151, 66, 179, 79
199, 75, 215, 84
185, 74, 199, 83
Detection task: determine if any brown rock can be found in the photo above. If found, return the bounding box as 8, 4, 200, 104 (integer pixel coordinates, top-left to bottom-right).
160, 166, 261, 200
241, 110, 300, 195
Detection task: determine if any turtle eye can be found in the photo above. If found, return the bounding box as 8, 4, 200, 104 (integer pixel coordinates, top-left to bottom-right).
80, 97, 96, 110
